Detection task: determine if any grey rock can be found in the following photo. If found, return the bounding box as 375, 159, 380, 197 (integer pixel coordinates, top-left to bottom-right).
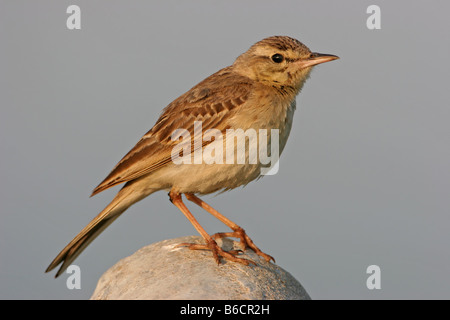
90, 236, 310, 300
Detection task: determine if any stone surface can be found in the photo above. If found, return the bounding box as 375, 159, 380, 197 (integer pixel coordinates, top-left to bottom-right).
90, 236, 310, 300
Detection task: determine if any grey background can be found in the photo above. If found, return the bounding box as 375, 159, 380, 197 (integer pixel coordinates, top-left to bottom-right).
1, 1, 449, 299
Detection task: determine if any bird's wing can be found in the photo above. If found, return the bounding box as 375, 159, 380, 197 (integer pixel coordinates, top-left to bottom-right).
91, 68, 253, 196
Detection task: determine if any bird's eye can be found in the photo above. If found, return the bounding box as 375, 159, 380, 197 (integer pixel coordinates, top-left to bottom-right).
271, 53, 284, 63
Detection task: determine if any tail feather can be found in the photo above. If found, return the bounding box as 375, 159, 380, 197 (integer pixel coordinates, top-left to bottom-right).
46, 182, 152, 278
46, 213, 123, 278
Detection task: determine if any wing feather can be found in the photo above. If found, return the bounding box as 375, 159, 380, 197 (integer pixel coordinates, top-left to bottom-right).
91, 68, 253, 196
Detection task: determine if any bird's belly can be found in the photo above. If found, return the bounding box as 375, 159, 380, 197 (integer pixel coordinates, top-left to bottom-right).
147, 99, 296, 195
176, 162, 261, 194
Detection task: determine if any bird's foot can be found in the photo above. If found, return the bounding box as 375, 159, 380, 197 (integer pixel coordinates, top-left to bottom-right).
176, 238, 256, 266
212, 227, 275, 263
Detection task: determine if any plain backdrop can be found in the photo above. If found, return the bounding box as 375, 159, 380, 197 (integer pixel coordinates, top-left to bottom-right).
1, 1, 449, 299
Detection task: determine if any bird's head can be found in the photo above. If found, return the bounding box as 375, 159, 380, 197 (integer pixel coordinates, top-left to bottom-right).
233, 36, 339, 92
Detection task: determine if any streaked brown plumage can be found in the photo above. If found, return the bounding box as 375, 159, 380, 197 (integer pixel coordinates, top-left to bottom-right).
46, 36, 338, 277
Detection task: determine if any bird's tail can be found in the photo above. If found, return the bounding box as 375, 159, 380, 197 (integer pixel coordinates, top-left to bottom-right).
45, 181, 153, 278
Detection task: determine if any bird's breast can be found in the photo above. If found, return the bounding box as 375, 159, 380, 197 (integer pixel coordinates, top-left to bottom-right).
154, 93, 297, 195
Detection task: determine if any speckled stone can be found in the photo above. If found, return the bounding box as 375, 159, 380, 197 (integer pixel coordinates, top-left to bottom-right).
90, 236, 310, 300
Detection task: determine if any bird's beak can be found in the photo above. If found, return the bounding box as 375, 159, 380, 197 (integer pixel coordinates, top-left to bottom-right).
297, 52, 339, 69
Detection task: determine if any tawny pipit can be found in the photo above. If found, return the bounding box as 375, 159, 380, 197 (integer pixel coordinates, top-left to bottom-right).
46, 36, 339, 277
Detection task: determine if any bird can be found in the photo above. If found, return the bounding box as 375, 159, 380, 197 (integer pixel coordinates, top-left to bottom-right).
46, 36, 339, 278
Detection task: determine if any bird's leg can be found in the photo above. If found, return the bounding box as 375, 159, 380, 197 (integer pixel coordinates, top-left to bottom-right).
169, 191, 254, 266
185, 193, 275, 263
